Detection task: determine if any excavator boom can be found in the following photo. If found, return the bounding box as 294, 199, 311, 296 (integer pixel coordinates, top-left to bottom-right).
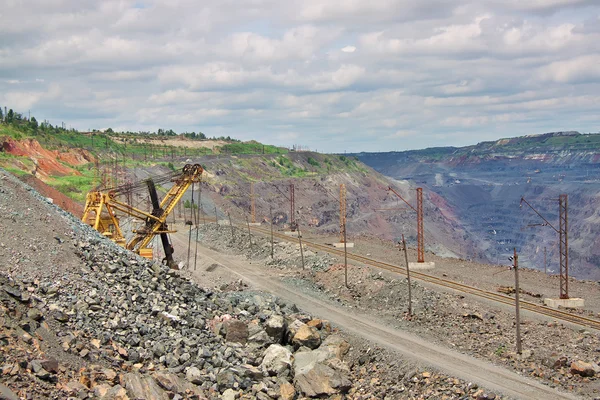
82, 164, 204, 268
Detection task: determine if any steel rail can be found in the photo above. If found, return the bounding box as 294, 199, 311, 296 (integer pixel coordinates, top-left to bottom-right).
247, 225, 600, 331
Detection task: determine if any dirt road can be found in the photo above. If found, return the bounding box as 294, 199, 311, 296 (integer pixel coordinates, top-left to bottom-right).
171, 231, 578, 400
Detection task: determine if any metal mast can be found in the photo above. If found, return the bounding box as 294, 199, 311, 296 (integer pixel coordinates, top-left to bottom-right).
387, 187, 425, 263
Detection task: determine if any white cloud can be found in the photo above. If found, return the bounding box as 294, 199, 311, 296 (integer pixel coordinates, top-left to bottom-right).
538, 55, 600, 83
0, 0, 598, 151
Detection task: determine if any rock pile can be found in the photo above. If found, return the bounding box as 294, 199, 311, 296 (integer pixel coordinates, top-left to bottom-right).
194, 224, 334, 271
2, 233, 355, 399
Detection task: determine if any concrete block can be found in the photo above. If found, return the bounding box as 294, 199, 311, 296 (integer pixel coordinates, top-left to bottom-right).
544, 298, 585, 308
284, 231, 299, 237
333, 242, 354, 248
248, 222, 262, 226
408, 262, 436, 270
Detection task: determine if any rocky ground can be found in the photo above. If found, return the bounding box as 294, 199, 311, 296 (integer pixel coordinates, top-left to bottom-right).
193, 223, 600, 399
0, 169, 510, 399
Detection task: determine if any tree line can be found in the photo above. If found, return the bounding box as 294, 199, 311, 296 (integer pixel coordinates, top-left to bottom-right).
0, 106, 240, 142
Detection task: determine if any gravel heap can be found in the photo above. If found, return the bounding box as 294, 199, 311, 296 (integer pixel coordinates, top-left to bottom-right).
194, 224, 335, 272
196, 221, 600, 398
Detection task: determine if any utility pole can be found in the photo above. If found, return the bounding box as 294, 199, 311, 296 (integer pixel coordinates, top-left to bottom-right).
344, 220, 348, 288
558, 194, 568, 298
416, 188, 424, 263
340, 184, 347, 243
544, 247, 547, 274
401, 234, 412, 316
251, 182, 256, 223
214, 205, 218, 226
289, 183, 296, 231
387, 187, 425, 263
298, 223, 305, 269
520, 195, 569, 299
270, 206, 274, 259
513, 248, 522, 354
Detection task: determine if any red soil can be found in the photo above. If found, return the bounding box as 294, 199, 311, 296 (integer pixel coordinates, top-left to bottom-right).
1, 137, 95, 179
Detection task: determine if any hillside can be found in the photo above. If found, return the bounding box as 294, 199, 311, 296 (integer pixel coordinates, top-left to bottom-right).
126, 151, 473, 262
354, 131, 600, 280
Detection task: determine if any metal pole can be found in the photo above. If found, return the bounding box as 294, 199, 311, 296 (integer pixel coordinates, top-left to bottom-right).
514, 248, 522, 354
214, 206, 218, 226
559, 194, 569, 299
187, 223, 192, 268
193, 225, 199, 271
544, 247, 547, 274
298, 223, 305, 269
270, 206, 274, 259
416, 188, 424, 263
246, 216, 253, 251
344, 223, 348, 288
402, 234, 412, 316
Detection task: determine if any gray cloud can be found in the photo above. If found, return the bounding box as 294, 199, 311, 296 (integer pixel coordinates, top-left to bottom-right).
0, 0, 599, 151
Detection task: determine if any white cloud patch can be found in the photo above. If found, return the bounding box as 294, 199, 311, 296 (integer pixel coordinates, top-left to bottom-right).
0, 0, 598, 151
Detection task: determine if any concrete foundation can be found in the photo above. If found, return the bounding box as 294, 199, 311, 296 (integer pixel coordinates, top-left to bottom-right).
408, 261, 436, 270
284, 231, 300, 237
333, 242, 354, 248
248, 222, 262, 226
544, 297, 585, 308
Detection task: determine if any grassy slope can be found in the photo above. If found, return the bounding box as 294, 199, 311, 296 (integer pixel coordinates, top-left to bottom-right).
0, 123, 291, 200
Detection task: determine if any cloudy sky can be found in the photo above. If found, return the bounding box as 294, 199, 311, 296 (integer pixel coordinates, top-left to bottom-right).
1, 1, 599, 152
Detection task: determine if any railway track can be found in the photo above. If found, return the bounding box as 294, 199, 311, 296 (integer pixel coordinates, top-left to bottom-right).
248, 224, 600, 331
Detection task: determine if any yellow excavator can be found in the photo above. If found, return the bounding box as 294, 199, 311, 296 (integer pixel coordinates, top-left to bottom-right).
81, 164, 203, 268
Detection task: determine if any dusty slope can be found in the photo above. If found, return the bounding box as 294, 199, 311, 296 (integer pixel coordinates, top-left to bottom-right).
146, 152, 475, 262
354, 132, 600, 280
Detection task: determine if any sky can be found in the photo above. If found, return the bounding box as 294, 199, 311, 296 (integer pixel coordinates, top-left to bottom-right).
1, 0, 599, 152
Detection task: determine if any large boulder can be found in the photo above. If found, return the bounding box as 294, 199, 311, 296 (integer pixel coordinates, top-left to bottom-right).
294, 363, 351, 397
224, 319, 249, 344
293, 349, 333, 376
292, 325, 321, 349
123, 373, 169, 400
265, 315, 286, 342
570, 360, 596, 377
153, 372, 201, 395
285, 319, 306, 343
280, 382, 296, 400
321, 335, 350, 359
248, 322, 273, 347
185, 366, 203, 385
260, 344, 293, 376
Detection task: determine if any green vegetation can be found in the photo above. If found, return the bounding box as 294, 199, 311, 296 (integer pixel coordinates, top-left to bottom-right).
307, 157, 320, 167
494, 344, 506, 357
47, 172, 96, 202
219, 141, 287, 155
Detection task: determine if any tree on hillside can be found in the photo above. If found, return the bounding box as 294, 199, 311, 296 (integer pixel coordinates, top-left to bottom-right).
0, 107, 3, 122
6, 109, 14, 123
29, 116, 38, 130
106, 127, 114, 134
